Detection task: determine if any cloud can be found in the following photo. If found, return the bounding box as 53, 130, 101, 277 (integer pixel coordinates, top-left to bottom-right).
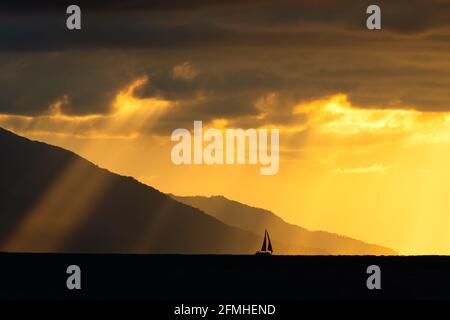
3, 0, 450, 34
0, 51, 140, 115
171, 62, 198, 81
3, 1, 450, 53
2, 0, 450, 128
287, 94, 450, 148
0, 77, 171, 138
4, 88, 450, 158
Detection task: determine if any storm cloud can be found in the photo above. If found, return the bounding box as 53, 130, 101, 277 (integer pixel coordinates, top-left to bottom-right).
1, 0, 450, 133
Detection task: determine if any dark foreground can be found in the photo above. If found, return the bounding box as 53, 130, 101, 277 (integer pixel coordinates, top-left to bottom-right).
1, 253, 450, 301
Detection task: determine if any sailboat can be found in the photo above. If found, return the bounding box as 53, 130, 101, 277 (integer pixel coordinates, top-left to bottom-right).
256, 229, 273, 255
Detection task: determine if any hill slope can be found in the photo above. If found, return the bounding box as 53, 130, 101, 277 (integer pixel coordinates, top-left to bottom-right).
171, 195, 397, 255
0, 127, 325, 254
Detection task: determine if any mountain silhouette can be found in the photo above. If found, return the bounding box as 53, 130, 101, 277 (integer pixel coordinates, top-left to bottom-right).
171, 195, 397, 255
0, 127, 327, 254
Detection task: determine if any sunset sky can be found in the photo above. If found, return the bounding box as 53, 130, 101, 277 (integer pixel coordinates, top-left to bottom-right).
2, 0, 450, 254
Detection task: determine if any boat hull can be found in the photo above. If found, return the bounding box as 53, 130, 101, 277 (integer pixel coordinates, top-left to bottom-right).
255, 251, 272, 256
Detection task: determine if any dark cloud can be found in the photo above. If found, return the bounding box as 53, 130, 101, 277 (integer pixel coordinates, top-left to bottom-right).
0, 51, 138, 115
2, 1, 450, 53
0, 0, 259, 14
1, 0, 450, 126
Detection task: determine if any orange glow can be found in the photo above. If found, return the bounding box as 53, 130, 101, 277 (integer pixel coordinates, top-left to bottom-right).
4, 88, 450, 254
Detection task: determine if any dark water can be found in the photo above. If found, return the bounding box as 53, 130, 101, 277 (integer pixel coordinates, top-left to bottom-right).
0, 253, 449, 300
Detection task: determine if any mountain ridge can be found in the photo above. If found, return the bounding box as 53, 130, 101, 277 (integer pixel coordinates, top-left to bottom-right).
0, 127, 326, 255
171, 194, 397, 255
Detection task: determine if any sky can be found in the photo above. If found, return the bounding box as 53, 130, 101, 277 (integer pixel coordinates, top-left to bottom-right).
2, 0, 450, 254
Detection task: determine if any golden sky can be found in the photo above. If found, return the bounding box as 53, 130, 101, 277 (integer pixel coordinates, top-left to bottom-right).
3, 83, 450, 254
3, 0, 450, 254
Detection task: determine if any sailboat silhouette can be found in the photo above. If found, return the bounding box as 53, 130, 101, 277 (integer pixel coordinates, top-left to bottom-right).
256, 229, 273, 255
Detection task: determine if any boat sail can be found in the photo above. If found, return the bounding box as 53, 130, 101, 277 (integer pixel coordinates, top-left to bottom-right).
256, 229, 273, 255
